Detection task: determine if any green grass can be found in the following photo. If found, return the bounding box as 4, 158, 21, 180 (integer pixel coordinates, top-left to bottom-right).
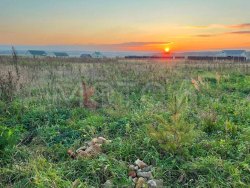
0, 58, 250, 187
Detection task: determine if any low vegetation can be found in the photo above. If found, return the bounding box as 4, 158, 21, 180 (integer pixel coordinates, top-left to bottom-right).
0, 56, 249, 187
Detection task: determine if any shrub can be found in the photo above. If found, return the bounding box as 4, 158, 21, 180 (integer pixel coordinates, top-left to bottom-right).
0, 72, 19, 102
0, 126, 19, 152
0, 48, 20, 102
148, 115, 201, 155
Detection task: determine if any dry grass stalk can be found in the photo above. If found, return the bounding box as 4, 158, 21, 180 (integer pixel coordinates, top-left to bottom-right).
0, 71, 18, 102
82, 81, 97, 109
198, 76, 205, 86
216, 72, 221, 84
11, 46, 20, 79
191, 78, 200, 91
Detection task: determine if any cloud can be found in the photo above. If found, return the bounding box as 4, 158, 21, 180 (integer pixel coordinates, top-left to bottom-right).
186, 24, 224, 29
195, 34, 217, 37
114, 42, 172, 47
229, 23, 250, 29
194, 30, 250, 38
188, 23, 250, 30
228, 30, 250, 34
63, 41, 173, 52
103, 41, 173, 51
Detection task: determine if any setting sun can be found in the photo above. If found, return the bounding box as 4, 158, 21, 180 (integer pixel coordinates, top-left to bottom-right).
165, 47, 170, 53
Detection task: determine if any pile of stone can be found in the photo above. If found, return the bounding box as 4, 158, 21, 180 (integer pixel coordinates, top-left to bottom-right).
128, 159, 163, 188
68, 137, 111, 159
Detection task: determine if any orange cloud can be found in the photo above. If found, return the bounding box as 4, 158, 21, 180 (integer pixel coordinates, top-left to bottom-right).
174, 32, 250, 51
229, 23, 250, 28
187, 23, 250, 30
194, 30, 250, 38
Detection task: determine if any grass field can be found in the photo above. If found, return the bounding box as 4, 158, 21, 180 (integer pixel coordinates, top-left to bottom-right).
0, 57, 250, 187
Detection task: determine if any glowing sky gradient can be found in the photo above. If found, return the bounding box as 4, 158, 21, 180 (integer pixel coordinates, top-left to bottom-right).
1, 0, 250, 52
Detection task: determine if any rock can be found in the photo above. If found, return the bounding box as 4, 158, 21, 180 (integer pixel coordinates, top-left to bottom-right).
137, 172, 153, 179
147, 180, 157, 188
97, 137, 109, 144
67, 149, 76, 159
103, 180, 113, 188
141, 166, 152, 172
76, 146, 87, 153
153, 179, 164, 188
87, 140, 94, 146
137, 171, 153, 179
135, 159, 147, 169
77, 144, 102, 158
129, 165, 137, 171
77, 150, 90, 158
133, 177, 138, 183
91, 138, 99, 144
68, 137, 111, 159
88, 137, 110, 146
136, 177, 146, 188
128, 171, 137, 178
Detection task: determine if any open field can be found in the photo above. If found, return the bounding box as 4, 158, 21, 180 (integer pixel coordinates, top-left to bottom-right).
0, 57, 250, 187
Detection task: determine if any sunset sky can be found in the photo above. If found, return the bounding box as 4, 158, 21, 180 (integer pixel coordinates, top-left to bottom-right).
1, 0, 250, 52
